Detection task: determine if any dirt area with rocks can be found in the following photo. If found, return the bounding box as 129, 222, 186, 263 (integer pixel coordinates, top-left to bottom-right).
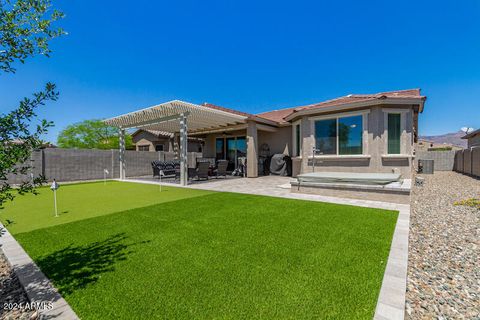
0, 252, 36, 320
407, 172, 479, 319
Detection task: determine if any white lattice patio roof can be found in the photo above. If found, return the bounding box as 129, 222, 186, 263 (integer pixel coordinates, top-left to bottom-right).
103, 100, 248, 133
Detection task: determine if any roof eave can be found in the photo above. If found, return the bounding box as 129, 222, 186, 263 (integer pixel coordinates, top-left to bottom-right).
247, 115, 281, 127
284, 97, 426, 122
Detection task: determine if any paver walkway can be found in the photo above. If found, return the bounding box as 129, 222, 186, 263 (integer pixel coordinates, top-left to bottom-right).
129, 175, 403, 210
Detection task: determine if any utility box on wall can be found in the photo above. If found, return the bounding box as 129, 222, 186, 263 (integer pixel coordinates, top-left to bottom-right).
419, 159, 434, 174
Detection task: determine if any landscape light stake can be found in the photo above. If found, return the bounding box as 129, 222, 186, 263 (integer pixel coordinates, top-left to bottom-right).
104, 169, 109, 185
50, 179, 60, 217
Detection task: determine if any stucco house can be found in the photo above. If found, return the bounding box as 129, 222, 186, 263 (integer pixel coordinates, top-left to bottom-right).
105, 88, 426, 184
132, 129, 203, 152
200, 89, 426, 179
462, 128, 480, 148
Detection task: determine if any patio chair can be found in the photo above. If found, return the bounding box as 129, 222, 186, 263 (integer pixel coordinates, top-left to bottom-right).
190, 161, 210, 181
151, 161, 161, 177
213, 160, 228, 178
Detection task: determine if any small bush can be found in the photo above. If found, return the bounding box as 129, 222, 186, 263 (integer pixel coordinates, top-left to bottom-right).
454, 198, 480, 209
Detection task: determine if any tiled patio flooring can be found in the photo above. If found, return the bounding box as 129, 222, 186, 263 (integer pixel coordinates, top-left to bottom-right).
126, 175, 403, 211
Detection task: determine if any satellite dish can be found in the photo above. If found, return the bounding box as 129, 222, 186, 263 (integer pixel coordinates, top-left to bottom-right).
461, 127, 474, 134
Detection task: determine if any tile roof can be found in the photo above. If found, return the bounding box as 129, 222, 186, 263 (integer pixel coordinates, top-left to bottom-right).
292, 89, 424, 113
204, 89, 425, 125
256, 107, 298, 124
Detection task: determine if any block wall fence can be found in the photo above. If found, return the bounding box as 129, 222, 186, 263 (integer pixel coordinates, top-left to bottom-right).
5, 148, 201, 184
454, 147, 480, 178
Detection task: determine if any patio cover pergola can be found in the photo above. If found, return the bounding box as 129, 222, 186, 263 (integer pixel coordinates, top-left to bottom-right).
103, 100, 249, 185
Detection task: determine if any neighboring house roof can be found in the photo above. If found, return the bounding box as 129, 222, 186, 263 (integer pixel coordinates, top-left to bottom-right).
202, 103, 284, 126
132, 129, 204, 142
132, 129, 174, 138
204, 89, 426, 126
6, 139, 56, 148
462, 128, 480, 139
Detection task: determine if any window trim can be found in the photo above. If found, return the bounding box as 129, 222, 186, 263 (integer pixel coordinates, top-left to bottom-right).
138, 145, 150, 151
383, 108, 408, 155
309, 110, 369, 156
292, 120, 302, 157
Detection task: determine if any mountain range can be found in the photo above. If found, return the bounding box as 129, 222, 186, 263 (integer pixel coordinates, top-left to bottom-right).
419, 130, 469, 148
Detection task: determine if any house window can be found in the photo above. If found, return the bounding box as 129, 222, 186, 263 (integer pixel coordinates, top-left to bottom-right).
155, 144, 164, 151
314, 115, 363, 155
388, 113, 401, 154
138, 145, 150, 151
293, 123, 301, 157
338, 115, 363, 155
315, 119, 337, 154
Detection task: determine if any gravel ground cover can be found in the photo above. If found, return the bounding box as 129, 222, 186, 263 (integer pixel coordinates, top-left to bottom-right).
407, 172, 479, 319
0, 253, 35, 320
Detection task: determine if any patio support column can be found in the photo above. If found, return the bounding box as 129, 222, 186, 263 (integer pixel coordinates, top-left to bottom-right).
300, 116, 312, 173
246, 120, 258, 178
179, 113, 188, 186
119, 128, 126, 180
173, 133, 180, 160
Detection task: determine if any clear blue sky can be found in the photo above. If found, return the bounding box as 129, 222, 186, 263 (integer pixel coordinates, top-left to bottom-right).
1, 0, 479, 143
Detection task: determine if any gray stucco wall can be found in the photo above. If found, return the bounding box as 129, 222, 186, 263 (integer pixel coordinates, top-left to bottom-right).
454, 150, 464, 172
298, 105, 415, 178
416, 150, 456, 171
467, 134, 480, 148
463, 149, 472, 175
201, 105, 418, 178
454, 147, 480, 178
5, 150, 44, 185
258, 126, 292, 156
472, 147, 480, 177
201, 129, 247, 159
201, 126, 292, 159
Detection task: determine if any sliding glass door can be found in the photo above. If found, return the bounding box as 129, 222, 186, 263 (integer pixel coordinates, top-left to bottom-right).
226, 137, 236, 170
216, 138, 225, 160
216, 136, 247, 171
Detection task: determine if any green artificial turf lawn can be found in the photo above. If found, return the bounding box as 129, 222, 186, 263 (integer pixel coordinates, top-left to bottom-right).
0, 181, 213, 234
10, 186, 398, 320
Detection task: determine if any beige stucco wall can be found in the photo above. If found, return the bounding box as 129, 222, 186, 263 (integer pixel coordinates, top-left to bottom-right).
258, 126, 292, 156
132, 131, 172, 152
196, 104, 418, 179
201, 127, 292, 159
201, 129, 247, 158
297, 105, 415, 178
